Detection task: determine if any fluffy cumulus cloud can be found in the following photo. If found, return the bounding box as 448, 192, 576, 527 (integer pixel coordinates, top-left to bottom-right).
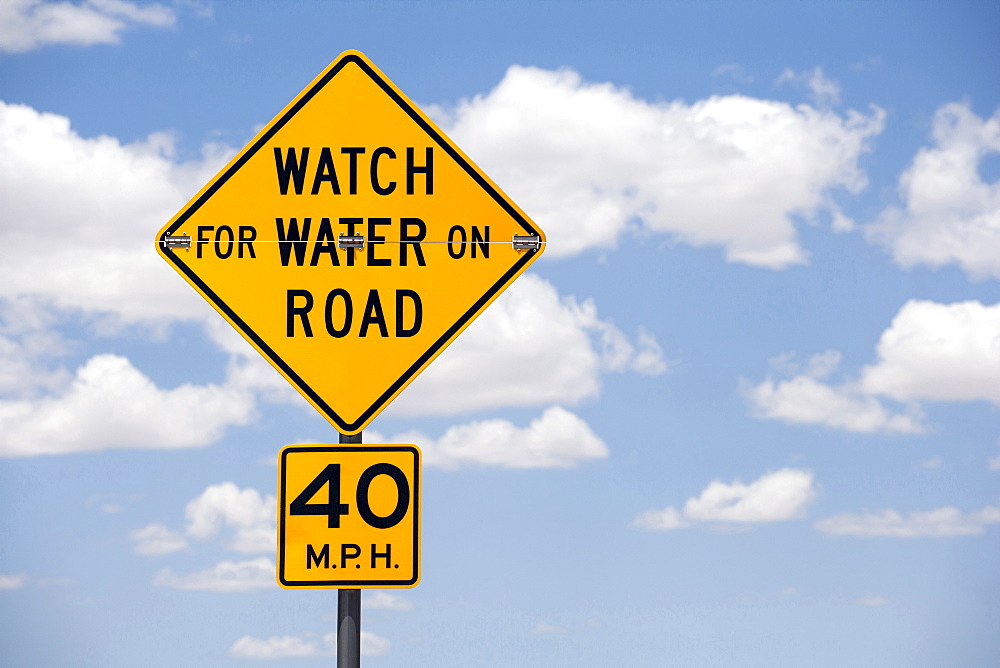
814, 505, 1000, 538
439, 65, 883, 267
0, 101, 230, 323
0, 354, 257, 457
183, 482, 275, 553
745, 299, 1000, 433
0, 0, 175, 53
859, 300, 1000, 404
775, 67, 842, 107
371, 405, 608, 469
228, 631, 390, 659
389, 274, 666, 417
135, 482, 277, 591
744, 373, 924, 435
229, 634, 320, 660
633, 468, 816, 531
137, 481, 275, 555
743, 349, 924, 435
868, 102, 1000, 280
0, 298, 76, 373
130, 523, 188, 556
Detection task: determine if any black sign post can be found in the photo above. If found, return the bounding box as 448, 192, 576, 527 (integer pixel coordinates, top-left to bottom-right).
337, 431, 362, 668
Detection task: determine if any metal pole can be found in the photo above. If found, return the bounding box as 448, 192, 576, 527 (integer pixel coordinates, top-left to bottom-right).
337, 588, 361, 666
338, 431, 362, 667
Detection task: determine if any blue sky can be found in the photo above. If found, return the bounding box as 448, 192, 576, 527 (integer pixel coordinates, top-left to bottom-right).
1, 1, 998, 665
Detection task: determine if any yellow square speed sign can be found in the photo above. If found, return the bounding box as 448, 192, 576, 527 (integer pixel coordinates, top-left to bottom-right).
277, 445, 420, 588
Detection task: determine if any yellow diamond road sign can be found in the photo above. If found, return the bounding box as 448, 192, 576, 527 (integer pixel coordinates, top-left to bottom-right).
155, 51, 545, 434
278, 444, 420, 588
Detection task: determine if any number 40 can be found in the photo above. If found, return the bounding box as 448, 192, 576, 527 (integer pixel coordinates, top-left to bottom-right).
289, 463, 410, 529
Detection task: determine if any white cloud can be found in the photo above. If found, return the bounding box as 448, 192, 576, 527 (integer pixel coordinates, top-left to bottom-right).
130, 523, 188, 555
137, 484, 276, 592
632, 506, 690, 532
744, 374, 924, 435
205, 320, 300, 404
0, 335, 63, 397
712, 63, 754, 85
814, 505, 1000, 538
184, 482, 275, 554
388, 274, 666, 416
371, 406, 608, 469
683, 468, 816, 523
133, 482, 274, 575
631, 327, 670, 376
228, 630, 389, 659
441, 65, 882, 266
867, 102, 1000, 280
633, 468, 816, 531
152, 557, 275, 593
361, 631, 392, 656
0, 0, 175, 53
859, 300, 1000, 404
854, 595, 890, 607
990, 455, 1000, 471
0, 322, 71, 399
745, 299, 1000, 433
363, 591, 414, 611
0, 295, 283, 461
229, 633, 322, 659
0, 101, 231, 324
802, 349, 843, 379
0, 354, 256, 457
0, 573, 29, 589
776, 67, 842, 107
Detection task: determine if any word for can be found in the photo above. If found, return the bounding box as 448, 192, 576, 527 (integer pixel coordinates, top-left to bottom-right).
195, 225, 257, 259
